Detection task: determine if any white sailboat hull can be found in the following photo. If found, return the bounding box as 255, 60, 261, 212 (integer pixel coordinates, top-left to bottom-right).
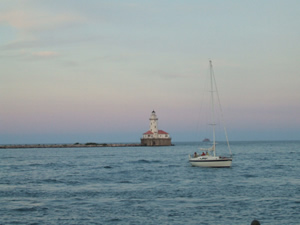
189, 155, 232, 168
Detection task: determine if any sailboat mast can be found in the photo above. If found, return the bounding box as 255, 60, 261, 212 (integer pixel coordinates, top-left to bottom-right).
210, 60, 216, 157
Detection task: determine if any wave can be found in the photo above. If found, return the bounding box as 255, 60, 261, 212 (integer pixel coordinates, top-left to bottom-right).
103, 166, 113, 169
119, 180, 132, 183
13, 206, 48, 212
130, 159, 162, 164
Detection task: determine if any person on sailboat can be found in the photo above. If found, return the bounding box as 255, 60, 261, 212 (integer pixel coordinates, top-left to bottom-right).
194, 152, 198, 158
201, 152, 205, 156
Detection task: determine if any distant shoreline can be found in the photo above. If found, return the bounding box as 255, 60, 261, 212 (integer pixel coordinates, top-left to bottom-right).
1, 140, 298, 149
0, 143, 143, 149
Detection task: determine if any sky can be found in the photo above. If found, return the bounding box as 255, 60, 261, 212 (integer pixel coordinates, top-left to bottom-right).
1, 0, 300, 144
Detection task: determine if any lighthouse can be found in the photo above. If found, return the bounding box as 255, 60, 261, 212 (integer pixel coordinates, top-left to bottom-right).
141, 110, 172, 146
149, 110, 158, 138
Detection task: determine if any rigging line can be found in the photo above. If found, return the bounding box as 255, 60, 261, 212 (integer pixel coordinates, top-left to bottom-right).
209, 60, 216, 157
211, 65, 232, 156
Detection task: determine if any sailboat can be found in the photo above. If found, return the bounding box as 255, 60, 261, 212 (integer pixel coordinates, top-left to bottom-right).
189, 60, 232, 167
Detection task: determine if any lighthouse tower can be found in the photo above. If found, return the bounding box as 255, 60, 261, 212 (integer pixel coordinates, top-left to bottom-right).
149, 110, 158, 138
141, 110, 172, 146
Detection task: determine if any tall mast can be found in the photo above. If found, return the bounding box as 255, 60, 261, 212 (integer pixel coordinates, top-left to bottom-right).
210, 60, 216, 157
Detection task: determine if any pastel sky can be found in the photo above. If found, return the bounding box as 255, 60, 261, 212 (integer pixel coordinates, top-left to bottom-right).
1, 0, 300, 144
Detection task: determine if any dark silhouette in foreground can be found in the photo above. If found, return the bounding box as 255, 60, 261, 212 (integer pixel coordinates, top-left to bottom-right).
251, 220, 260, 225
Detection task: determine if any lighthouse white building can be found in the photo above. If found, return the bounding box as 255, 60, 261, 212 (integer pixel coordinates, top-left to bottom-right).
141, 110, 172, 146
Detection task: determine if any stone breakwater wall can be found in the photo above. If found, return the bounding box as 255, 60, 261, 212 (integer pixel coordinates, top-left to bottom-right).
0, 143, 142, 149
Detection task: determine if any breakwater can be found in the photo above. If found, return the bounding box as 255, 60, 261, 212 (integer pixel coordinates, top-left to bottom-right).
0, 143, 142, 149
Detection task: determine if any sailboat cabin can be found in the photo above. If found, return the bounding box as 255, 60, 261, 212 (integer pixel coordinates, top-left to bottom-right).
141, 110, 172, 146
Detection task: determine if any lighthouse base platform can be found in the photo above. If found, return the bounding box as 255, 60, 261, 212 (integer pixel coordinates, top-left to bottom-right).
140, 138, 172, 146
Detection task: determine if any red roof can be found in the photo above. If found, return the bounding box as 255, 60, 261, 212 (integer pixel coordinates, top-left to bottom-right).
143, 130, 169, 135
158, 130, 169, 134
143, 130, 153, 135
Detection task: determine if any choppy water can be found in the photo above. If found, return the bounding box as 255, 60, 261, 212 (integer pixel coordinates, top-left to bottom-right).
0, 141, 299, 225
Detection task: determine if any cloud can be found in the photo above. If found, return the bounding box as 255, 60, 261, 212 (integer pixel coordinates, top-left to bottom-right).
32, 51, 59, 58
0, 9, 86, 32
0, 49, 60, 60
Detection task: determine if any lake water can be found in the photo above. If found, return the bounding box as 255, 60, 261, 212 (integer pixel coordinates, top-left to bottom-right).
0, 141, 299, 225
